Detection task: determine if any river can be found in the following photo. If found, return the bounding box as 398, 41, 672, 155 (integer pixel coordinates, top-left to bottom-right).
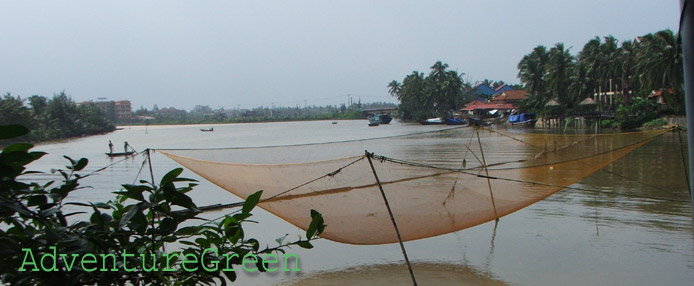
25, 120, 694, 285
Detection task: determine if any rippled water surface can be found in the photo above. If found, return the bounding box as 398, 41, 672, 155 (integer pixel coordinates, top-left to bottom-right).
25, 120, 693, 285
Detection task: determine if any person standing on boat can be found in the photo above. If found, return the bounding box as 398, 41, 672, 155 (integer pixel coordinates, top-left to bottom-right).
124, 141, 131, 153
108, 140, 114, 154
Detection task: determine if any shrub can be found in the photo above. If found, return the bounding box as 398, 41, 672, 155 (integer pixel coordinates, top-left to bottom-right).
0, 125, 325, 285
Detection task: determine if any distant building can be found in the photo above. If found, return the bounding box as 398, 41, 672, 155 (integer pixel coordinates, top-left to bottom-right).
648, 89, 672, 112
490, 90, 528, 106
81, 99, 133, 121
461, 100, 514, 118
468, 83, 498, 100
114, 100, 132, 119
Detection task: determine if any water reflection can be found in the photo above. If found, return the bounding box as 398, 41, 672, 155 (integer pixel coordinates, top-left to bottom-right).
278, 262, 508, 286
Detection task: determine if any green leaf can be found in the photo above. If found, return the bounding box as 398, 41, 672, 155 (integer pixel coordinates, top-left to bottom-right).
176, 226, 202, 236
2, 143, 33, 153
223, 269, 237, 282
74, 158, 88, 171
0, 125, 28, 140
160, 168, 184, 186
163, 188, 197, 210
119, 203, 143, 229
242, 190, 263, 214
296, 241, 313, 249
306, 209, 326, 238
116, 185, 149, 202
159, 218, 178, 234
27, 195, 47, 207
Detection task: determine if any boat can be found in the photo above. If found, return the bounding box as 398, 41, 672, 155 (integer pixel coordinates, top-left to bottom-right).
444, 117, 466, 125
368, 115, 380, 127
367, 113, 392, 125
420, 117, 445, 125
106, 151, 135, 157
200, 128, 214, 132
380, 113, 393, 124
468, 117, 491, 126
508, 113, 537, 127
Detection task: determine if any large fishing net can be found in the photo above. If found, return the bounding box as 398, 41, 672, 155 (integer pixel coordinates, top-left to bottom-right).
157, 126, 669, 245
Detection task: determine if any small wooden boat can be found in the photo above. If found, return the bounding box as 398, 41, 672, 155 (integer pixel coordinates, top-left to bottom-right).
420, 117, 445, 125
106, 151, 135, 157
444, 118, 466, 125
200, 128, 214, 132
380, 113, 393, 124
368, 122, 380, 127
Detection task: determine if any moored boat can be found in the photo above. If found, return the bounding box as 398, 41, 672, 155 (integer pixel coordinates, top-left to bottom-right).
106, 151, 135, 157
420, 117, 445, 125
508, 113, 537, 128
444, 117, 466, 125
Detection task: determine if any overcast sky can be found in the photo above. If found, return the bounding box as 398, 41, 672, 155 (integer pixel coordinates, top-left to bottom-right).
0, 1, 680, 111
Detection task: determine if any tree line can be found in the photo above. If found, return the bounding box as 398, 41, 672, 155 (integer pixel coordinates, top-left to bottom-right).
387, 61, 465, 121
518, 29, 683, 114
0, 91, 115, 142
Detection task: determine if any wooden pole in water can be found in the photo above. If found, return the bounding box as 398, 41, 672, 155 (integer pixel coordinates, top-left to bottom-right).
476, 127, 499, 220
365, 151, 418, 286
680, 0, 694, 224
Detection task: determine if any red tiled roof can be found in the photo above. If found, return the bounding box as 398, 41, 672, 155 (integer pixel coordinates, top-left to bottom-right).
648, 88, 674, 98
491, 90, 528, 102
461, 102, 515, 111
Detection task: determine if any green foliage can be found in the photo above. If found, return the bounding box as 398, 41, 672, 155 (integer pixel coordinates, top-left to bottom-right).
0, 92, 115, 143
389, 61, 465, 121
616, 97, 658, 129
600, 119, 619, 129
0, 125, 325, 285
643, 118, 668, 127
517, 29, 683, 116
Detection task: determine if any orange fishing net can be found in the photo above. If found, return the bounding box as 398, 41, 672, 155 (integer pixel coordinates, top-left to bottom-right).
159, 127, 668, 245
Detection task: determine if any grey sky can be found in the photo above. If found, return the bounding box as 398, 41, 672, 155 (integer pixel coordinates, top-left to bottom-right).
0, 1, 680, 111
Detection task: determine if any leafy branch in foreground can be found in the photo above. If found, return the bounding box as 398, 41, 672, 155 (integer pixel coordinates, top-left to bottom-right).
0, 124, 326, 286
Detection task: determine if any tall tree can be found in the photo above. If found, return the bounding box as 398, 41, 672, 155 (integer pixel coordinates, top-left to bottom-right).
387, 80, 401, 97
546, 43, 575, 107
518, 45, 549, 110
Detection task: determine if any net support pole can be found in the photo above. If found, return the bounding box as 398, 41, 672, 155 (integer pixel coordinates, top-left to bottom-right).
476, 128, 500, 220
146, 148, 156, 185
365, 151, 418, 286
681, 0, 694, 225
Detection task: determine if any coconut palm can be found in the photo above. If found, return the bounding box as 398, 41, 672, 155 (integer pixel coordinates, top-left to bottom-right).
546, 43, 575, 108
387, 80, 401, 97
518, 45, 550, 110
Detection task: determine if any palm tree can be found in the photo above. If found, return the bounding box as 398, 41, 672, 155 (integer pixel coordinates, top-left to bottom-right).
634, 29, 683, 111
387, 80, 401, 97
518, 45, 549, 110
617, 40, 637, 103
546, 43, 575, 108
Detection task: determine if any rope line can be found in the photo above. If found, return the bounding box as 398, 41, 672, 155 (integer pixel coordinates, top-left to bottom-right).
371, 151, 689, 204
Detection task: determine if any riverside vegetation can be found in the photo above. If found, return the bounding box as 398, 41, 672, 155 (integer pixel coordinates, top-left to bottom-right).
389, 29, 682, 129
0, 125, 325, 285
0, 92, 115, 143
